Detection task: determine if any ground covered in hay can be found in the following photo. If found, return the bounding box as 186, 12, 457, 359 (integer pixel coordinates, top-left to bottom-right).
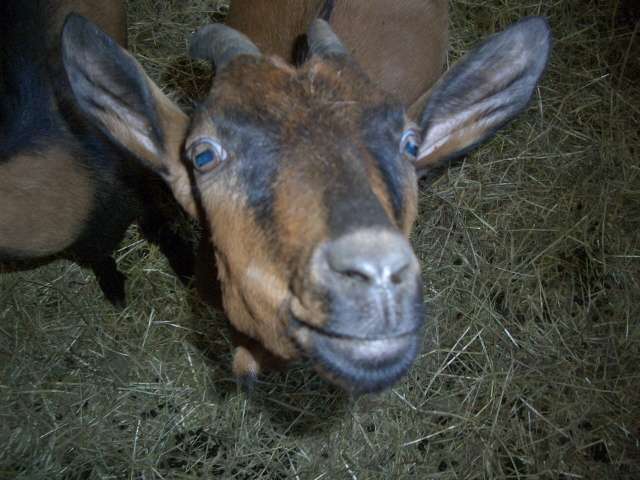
1, 0, 639, 478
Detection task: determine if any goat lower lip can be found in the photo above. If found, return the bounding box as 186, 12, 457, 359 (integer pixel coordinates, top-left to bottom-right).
288, 314, 420, 341
289, 317, 420, 393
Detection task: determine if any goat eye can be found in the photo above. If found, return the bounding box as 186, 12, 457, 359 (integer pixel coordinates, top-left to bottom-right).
188, 139, 227, 172
400, 127, 420, 159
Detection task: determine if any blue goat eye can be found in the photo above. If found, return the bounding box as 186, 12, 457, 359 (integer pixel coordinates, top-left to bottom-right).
405, 141, 419, 157
188, 138, 228, 172
400, 128, 420, 159
195, 150, 214, 168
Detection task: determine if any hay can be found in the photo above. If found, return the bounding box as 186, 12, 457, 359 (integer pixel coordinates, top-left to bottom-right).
1, 0, 639, 478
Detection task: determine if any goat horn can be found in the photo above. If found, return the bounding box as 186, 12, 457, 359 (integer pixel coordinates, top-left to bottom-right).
307, 19, 349, 59
190, 23, 260, 70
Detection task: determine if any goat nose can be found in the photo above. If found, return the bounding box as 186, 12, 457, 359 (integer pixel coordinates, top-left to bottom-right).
323, 230, 418, 288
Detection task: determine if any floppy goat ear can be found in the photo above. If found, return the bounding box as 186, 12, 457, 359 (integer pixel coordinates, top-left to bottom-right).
412, 17, 552, 176
61, 13, 196, 216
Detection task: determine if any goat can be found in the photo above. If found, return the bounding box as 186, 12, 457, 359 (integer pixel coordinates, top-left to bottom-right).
60, 11, 551, 392
0, 0, 194, 307
224, 0, 448, 107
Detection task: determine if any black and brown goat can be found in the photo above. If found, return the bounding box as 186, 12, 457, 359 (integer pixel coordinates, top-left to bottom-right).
60, 12, 551, 392
0, 0, 194, 306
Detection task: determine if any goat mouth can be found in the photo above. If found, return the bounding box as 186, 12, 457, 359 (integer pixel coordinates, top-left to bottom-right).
288, 316, 421, 394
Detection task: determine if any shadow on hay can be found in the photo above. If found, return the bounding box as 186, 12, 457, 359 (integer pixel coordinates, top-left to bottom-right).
179, 233, 349, 437
190, 317, 349, 437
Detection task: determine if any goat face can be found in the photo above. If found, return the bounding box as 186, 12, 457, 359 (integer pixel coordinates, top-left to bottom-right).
62, 15, 551, 392
183, 51, 424, 392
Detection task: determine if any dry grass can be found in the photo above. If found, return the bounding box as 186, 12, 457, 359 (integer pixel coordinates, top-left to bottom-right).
1, 0, 639, 478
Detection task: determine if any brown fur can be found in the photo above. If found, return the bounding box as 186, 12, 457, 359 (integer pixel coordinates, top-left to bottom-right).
187, 84, 298, 351
1, 0, 195, 305
225, 0, 448, 106
184, 58, 420, 371
200, 173, 299, 361
2, 0, 122, 258
0, 147, 93, 256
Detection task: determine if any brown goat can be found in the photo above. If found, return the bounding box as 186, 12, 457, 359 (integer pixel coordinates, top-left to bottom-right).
61, 11, 551, 392
225, 0, 448, 107
0, 0, 194, 306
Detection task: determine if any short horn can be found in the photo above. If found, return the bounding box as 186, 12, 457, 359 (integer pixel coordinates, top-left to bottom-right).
189, 23, 260, 70
318, 0, 335, 22
307, 19, 349, 59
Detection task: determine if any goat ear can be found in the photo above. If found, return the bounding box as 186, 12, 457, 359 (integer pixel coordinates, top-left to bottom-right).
61, 13, 196, 216
412, 17, 551, 176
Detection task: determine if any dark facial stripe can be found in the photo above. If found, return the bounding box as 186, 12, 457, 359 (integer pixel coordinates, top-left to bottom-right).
323, 143, 395, 237
361, 104, 407, 223
214, 106, 282, 232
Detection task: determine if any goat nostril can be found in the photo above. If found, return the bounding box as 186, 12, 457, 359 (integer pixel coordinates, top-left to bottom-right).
341, 269, 372, 283
390, 264, 410, 285
332, 259, 411, 287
